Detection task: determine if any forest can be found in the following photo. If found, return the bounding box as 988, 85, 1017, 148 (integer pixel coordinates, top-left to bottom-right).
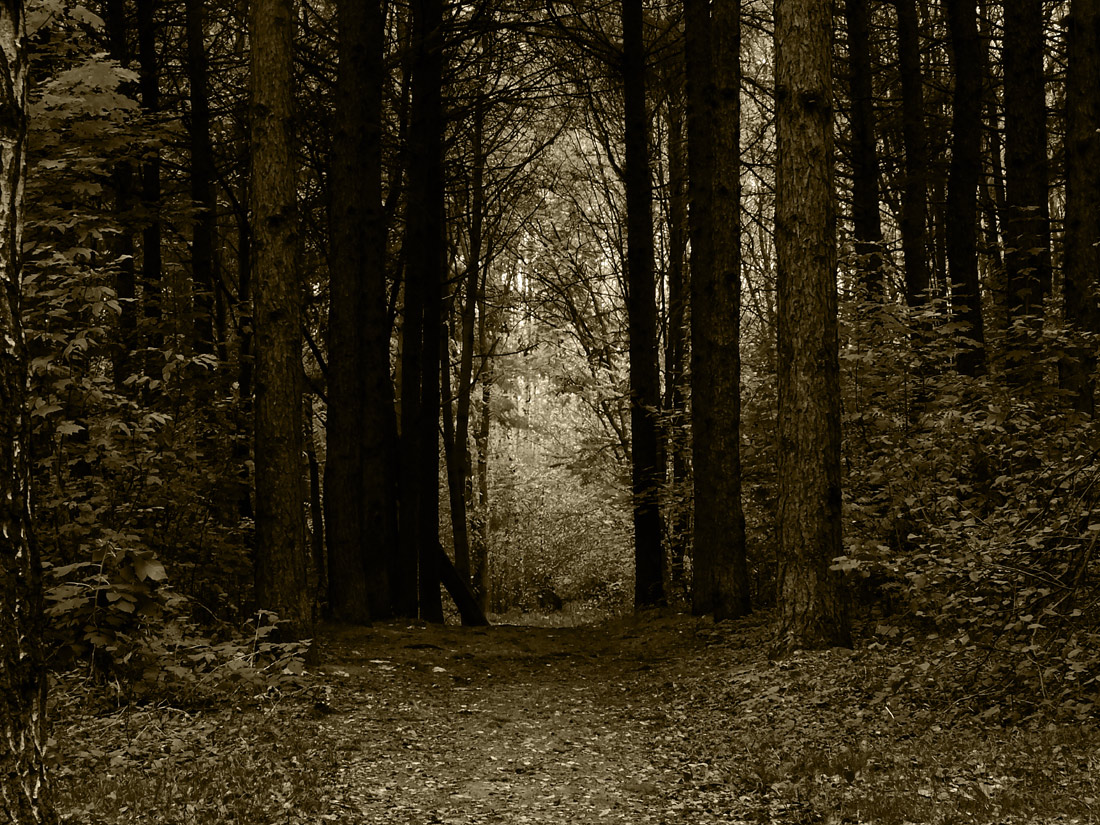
2, 0, 1100, 822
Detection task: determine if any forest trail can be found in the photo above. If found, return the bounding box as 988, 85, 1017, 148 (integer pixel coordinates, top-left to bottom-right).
306, 613, 1098, 825
315, 614, 769, 824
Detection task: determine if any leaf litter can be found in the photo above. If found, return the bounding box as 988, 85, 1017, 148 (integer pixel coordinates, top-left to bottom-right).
55, 610, 1100, 824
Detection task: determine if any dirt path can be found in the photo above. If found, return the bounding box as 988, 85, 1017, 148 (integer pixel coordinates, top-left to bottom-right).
306, 613, 1099, 825
311, 614, 808, 825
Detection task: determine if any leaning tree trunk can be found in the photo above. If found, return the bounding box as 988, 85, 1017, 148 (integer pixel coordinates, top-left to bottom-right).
0, 0, 58, 819
774, 0, 851, 653
249, 0, 311, 638
621, 0, 665, 609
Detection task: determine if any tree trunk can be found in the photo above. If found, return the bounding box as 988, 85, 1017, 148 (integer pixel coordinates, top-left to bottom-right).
774, 0, 851, 653
1002, 0, 1052, 326
1063, 0, 1100, 413
897, 0, 930, 307
0, 0, 57, 818
326, 0, 396, 623
686, 0, 750, 620
663, 88, 689, 593
137, 0, 162, 358
621, 0, 665, 609
944, 0, 986, 375
443, 101, 485, 587
845, 0, 884, 295
401, 0, 446, 622
185, 0, 217, 354
250, 0, 311, 638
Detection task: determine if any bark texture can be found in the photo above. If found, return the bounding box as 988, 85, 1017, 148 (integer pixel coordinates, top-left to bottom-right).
249, 0, 311, 637
0, 0, 57, 818
774, 0, 851, 652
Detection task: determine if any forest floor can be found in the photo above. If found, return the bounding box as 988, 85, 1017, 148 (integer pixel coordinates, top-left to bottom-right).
54, 610, 1100, 824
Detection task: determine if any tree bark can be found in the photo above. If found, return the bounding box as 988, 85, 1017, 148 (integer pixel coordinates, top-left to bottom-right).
944, 0, 986, 375
897, 0, 930, 307
0, 0, 57, 818
250, 0, 311, 638
686, 0, 750, 620
774, 0, 851, 652
845, 0, 884, 295
1062, 0, 1100, 413
621, 0, 665, 609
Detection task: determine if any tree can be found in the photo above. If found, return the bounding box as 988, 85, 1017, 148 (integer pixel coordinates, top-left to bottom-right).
685, 0, 750, 620
1061, 0, 1100, 413
621, 0, 664, 608
400, 0, 447, 621
1002, 0, 1051, 328
896, 0, 930, 307
0, 0, 57, 819
250, 0, 311, 637
326, 0, 398, 623
944, 0, 986, 375
185, 0, 218, 353
844, 0, 884, 295
774, 0, 851, 652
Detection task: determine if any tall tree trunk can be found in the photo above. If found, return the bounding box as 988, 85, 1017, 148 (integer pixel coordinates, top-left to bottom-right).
249, 0, 311, 637
401, 0, 446, 622
471, 288, 495, 613
621, 0, 665, 609
774, 0, 851, 652
326, 0, 396, 623
897, 0, 930, 306
137, 0, 162, 356
944, 0, 986, 375
1002, 0, 1052, 329
0, 1, 55, 817
686, 0, 750, 620
443, 100, 485, 587
845, 0, 884, 295
1063, 0, 1100, 413
663, 88, 689, 592
185, 0, 217, 354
